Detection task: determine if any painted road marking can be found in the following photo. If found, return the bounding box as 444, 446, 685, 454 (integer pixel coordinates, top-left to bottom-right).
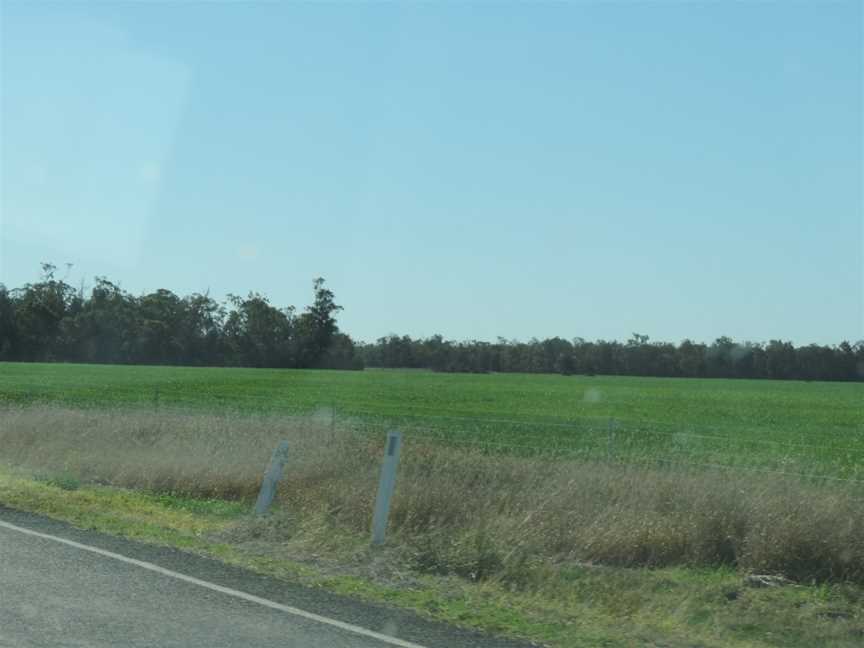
0, 519, 428, 648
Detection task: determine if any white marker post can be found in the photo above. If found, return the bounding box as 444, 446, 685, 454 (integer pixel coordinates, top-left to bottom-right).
254, 440, 290, 516
371, 431, 402, 546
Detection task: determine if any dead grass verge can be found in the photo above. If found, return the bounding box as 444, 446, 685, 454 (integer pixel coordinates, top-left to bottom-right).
2, 405, 862, 585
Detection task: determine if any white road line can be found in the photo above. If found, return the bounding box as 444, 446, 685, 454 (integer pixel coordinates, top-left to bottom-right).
0, 519, 428, 648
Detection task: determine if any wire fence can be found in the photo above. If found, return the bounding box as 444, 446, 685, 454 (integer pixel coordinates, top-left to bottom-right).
4, 387, 863, 487
333, 409, 864, 488
5, 385, 860, 437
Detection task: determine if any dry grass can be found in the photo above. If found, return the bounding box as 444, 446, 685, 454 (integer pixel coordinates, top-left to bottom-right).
2, 405, 862, 586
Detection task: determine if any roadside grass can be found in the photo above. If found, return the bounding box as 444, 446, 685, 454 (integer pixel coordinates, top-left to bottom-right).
3, 401, 863, 645
2, 406, 863, 584
2, 466, 863, 648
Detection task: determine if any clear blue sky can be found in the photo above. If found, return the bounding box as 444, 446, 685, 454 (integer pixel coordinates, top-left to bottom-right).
1, 2, 861, 345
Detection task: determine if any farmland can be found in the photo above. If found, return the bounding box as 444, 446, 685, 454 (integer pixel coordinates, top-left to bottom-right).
1, 362, 862, 481
2, 361, 864, 646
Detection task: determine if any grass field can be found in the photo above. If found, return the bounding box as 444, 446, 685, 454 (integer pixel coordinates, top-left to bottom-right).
2, 362, 864, 646
1, 362, 862, 481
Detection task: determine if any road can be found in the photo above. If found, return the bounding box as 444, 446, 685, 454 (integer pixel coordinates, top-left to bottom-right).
0, 507, 534, 648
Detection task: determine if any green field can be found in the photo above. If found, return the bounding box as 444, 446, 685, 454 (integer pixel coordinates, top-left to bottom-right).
1, 362, 862, 481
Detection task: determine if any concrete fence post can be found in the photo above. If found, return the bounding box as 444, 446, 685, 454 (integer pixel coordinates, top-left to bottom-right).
371, 431, 402, 546
254, 440, 290, 516
607, 418, 616, 460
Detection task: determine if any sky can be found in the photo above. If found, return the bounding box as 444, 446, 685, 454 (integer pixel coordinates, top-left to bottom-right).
1, 1, 861, 345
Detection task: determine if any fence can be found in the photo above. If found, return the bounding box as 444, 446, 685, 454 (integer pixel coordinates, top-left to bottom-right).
7, 388, 860, 484
4, 396, 861, 588
332, 407, 864, 485
251, 406, 864, 543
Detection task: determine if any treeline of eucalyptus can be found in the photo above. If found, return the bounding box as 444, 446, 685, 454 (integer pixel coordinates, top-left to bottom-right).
0, 265, 361, 369
2, 266, 861, 381
360, 333, 864, 382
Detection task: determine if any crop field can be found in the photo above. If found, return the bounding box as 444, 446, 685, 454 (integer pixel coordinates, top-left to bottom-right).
2, 361, 864, 647
1, 362, 862, 482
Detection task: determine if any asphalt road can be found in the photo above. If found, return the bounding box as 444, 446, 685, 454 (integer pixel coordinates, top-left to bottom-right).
0, 507, 535, 648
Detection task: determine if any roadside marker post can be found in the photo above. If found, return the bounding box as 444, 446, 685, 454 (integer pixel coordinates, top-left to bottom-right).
371, 431, 402, 546
254, 440, 290, 516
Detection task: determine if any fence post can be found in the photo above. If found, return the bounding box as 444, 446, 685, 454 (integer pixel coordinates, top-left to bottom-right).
254, 440, 290, 516
607, 418, 616, 460
371, 431, 402, 546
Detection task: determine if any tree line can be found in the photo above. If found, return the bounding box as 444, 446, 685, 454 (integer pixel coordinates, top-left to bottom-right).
0, 265, 361, 369
360, 333, 863, 381
1, 266, 861, 381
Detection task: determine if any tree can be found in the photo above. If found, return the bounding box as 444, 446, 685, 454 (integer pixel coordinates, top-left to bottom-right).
67, 278, 138, 363
836, 341, 858, 381
556, 351, 575, 375
543, 337, 573, 373
319, 332, 364, 370
3, 264, 863, 382
677, 339, 706, 377
179, 292, 226, 365
0, 285, 18, 360
705, 336, 736, 378
12, 263, 80, 361
296, 278, 343, 368
134, 289, 187, 365
223, 293, 294, 368
765, 340, 797, 380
